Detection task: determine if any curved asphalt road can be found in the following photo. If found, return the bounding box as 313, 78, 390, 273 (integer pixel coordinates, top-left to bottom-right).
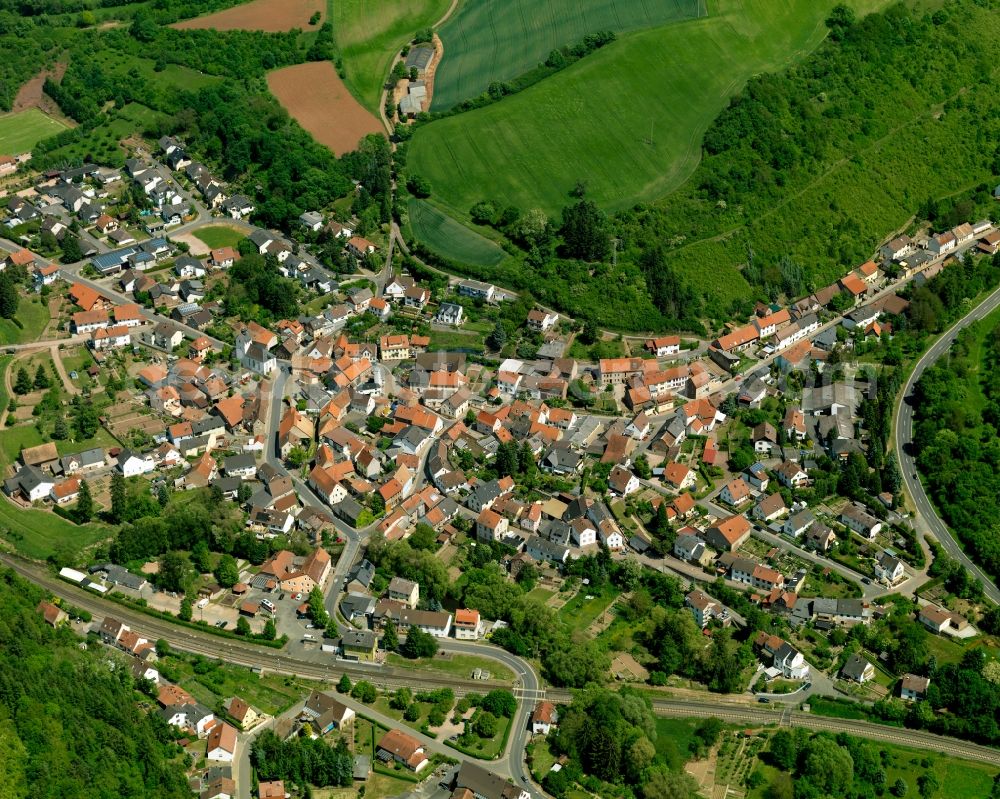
894, 283, 1000, 604
262, 368, 541, 789
11, 552, 999, 770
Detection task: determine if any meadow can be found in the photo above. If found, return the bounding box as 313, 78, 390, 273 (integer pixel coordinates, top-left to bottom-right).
408, 0, 891, 219
431, 0, 703, 111
0, 108, 67, 155
407, 198, 507, 266
334, 0, 451, 112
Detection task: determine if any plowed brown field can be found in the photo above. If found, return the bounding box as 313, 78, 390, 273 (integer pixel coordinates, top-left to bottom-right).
173, 0, 324, 32
267, 61, 384, 156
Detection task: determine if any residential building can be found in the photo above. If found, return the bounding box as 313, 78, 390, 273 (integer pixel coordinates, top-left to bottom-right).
454, 608, 483, 640
387, 576, 419, 608
530, 701, 558, 734
840, 654, 875, 684
685, 589, 719, 628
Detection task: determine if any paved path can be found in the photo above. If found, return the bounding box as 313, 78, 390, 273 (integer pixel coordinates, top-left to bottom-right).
893, 282, 1000, 604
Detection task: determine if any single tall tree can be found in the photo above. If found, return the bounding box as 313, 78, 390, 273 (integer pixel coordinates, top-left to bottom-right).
75, 479, 94, 522
110, 472, 127, 523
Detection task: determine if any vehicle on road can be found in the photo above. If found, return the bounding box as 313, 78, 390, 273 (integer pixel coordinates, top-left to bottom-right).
758, 697, 770, 703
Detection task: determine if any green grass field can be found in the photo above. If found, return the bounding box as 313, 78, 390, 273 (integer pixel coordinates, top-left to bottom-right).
0, 296, 50, 345
192, 225, 245, 249
335, 0, 451, 111
0, 108, 68, 155
386, 651, 514, 682
408, 198, 507, 266
409, 0, 890, 219
0, 493, 109, 560
431, 0, 703, 111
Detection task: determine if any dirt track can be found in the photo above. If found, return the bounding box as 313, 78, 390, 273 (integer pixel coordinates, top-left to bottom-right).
267, 61, 383, 156
172, 0, 324, 32
13, 63, 75, 126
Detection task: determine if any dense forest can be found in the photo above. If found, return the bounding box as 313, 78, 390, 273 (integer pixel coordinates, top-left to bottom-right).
912, 308, 1000, 583
0, 568, 191, 798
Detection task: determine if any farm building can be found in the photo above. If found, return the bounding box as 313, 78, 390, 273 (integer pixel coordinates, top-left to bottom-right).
405, 45, 434, 76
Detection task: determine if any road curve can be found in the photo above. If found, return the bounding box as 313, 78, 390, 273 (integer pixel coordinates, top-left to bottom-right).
8, 554, 999, 771
893, 283, 1000, 604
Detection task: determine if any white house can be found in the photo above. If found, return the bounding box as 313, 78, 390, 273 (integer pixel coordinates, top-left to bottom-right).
453, 609, 483, 640
118, 449, 156, 477
685, 589, 719, 628
530, 701, 558, 735
874, 551, 905, 585
841, 504, 882, 539
207, 721, 237, 762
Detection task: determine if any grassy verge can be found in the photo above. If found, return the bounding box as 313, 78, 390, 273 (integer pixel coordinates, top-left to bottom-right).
385, 651, 514, 682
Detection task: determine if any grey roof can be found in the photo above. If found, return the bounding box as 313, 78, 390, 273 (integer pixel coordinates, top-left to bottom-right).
525, 535, 569, 561
340, 592, 376, 619
404, 45, 434, 71
341, 629, 377, 649
348, 558, 376, 587
224, 454, 257, 474
89, 563, 146, 590
840, 653, 871, 681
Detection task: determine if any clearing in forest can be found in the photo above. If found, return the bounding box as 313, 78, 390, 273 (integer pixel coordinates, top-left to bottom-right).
172, 0, 324, 33
267, 61, 383, 156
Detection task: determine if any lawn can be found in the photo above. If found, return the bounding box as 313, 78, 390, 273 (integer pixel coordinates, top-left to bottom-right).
386, 651, 514, 682
428, 328, 485, 354
0, 491, 109, 560
334, 0, 452, 111
407, 199, 507, 267
525, 586, 555, 604
408, 0, 892, 218
192, 225, 246, 250
432, 0, 702, 111
0, 108, 68, 155
0, 295, 49, 345
557, 583, 618, 634
653, 718, 700, 771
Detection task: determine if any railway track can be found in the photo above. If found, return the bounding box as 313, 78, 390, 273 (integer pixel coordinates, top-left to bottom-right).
8, 554, 1000, 768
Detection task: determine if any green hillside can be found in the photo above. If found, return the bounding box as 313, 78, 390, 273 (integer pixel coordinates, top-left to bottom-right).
431, 0, 703, 111
0, 568, 192, 798
409, 0, 889, 220
407, 198, 508, 266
